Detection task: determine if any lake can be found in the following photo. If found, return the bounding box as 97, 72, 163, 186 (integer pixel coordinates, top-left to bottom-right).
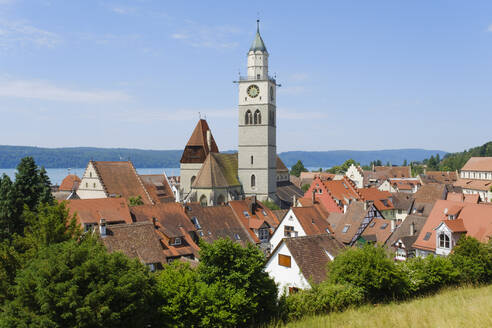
0, 168, 181, 185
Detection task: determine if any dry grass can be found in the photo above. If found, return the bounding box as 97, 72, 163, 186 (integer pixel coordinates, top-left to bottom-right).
272, 285, 492, 328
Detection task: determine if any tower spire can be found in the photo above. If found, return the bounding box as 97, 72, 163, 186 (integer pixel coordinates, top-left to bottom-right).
256, 19, 260, 34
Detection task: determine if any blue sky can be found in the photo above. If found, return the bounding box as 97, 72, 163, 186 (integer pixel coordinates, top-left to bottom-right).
0, 0, 491, 153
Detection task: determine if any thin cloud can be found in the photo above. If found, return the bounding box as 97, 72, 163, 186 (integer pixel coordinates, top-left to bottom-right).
278, 86, 306, 95
0, 18, 60, 50
289, 73, 309, 82
488, 24, 492, 32
171, 21, 241, 49
0, 78, 130, 103
108, 5, 137, 15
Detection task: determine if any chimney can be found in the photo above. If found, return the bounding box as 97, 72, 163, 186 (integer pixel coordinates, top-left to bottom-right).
410, 222, 415, 236
99, 218, 106, 237
363, 201, 367, 211
251, 195, 257, 215
206, 130, 212, 151
372, 163, 375, 172
391, 219, 395, 232
343, 204, 347, 213
292, 195, 297, 207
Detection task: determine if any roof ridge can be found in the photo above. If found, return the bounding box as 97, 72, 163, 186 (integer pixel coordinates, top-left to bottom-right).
129, 161, 155, 205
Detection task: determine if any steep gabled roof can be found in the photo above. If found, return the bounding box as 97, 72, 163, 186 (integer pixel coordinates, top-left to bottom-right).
283, 234, 345, 284
386, 214, 427, 249
414, 183, 447, 203
192, 153, 240, 189
277, 156, 289, 173
180, 119, 219, 164
391, 192, 414, 211
101, 222, 166, 265
332, 202, 368, 244
91, 161, 154, 205
454, 179, 492, 191
461, 157, 492, 172
249, 20, 268, 53
361, 217, 393, 244
139, 174, 175, 203
359, 188, 394, 211
420, 171, 457, 184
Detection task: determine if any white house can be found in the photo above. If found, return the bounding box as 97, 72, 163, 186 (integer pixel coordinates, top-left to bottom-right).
265, 234, 345, 295
345, 164, 364, 189
454, 157, 492, 202
269, 206, 332, 251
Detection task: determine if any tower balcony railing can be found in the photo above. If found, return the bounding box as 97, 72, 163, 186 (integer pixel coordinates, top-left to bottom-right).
238, 75, 277, 84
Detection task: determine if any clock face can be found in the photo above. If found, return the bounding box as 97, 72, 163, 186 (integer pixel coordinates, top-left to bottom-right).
247, 84, 260, 98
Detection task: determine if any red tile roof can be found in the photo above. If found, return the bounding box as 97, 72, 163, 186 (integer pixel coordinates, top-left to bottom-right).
59, 174, 81, 191
91, 161, 154, 205
461, 157, 492, 172
361, 217, 393, 244
291, 206, 333, 236
320, 177, 360, 206
358, 188, 395, 211
139, 174, 175, 203
66, 198, 133, 226
454, 179, 492, 192
442, 219, 467, 233
413, 200, 492, 251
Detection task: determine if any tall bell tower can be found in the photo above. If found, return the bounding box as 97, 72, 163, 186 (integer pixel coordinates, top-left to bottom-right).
237, 20, 277, 201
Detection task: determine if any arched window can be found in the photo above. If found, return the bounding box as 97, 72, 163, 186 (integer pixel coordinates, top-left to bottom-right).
199, 195, 207, 206
245, 110, 252, 125
251, 174, 256, 188
439, 233, 450, 248
250, 156, 254, 165
254, 110, 261, 124
191, 176, 196, 187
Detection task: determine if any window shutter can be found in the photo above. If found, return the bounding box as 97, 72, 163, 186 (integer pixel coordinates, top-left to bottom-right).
278, 254, 291, 267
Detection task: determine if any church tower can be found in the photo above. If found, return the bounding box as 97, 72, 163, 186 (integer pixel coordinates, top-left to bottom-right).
237, 20, 277, 201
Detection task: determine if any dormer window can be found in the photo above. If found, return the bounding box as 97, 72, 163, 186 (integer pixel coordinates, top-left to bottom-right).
439, 233, 450, 248
258, 228, 269, 241
170, 237, 182, 246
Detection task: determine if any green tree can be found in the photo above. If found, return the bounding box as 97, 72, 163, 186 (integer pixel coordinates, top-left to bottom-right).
128, 195, 144, 206
290, 160, 308, 177
0, 175, 23, 238
301, 184, 311, 193
450, 236, 492, 284
326, 159, 359, 174
198, 239, 278, 327
328, 244, 408, 301
1, 237, 156, 328
403, 159, 408, 166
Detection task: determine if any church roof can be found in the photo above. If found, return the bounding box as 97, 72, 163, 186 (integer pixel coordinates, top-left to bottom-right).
249, 20, 267, 53
192, 153, 240, 189
180, 119, 219, 164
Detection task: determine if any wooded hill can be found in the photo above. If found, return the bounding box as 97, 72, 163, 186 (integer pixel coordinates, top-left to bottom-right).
425, 141, 492, 171
0, 145, 447, 169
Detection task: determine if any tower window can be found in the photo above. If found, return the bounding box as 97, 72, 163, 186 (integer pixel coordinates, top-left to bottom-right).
251, 156, 254, 165
251, 174, 256, 188
257, 74, 260, 80
254, 110, 261, 124
245, 110, 253, 125
270, 86, 274, 101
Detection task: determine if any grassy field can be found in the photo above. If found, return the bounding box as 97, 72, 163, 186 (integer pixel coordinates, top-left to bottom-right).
272, 285, 492, 328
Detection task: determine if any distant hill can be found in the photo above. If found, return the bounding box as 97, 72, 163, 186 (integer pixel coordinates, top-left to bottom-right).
0, 146, 182, 168
0, 145, 447, 169
278, 149, 447, 168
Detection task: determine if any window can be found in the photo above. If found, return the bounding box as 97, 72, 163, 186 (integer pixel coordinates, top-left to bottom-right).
380, 223, 388, 230
170, 237, 182, 246
93, 183, 96, 188
89, 172, 92, 178
245, 110, 252, 125
270, 86, 274, 101
278, 254, 291, 267
262, 210, 267, 216
199, 195, 207, 206
191, 216, 201, 230
234, 233, 241, 240
251, 174, 256, 188
254, 110, 261, 124
342, 224, 350, 233
85, 182, 88, 188
257, 74, 260, 80
288, 286, 299, 294
243, 211, 250, 218
423, 232, 432, 241
369, 221, 376, 228
251, 155, 254, 165
439, 233, 450, 248
284, 225, 294, 237
258, 228, 269, 241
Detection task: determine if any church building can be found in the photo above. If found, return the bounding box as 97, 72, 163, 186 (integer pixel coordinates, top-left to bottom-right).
180, 21, 302, 207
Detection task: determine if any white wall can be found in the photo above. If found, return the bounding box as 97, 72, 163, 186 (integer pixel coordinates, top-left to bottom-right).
77, 162, 107, 199
269, 208, 306, 250
265, 242, 311, 296
345, 164, 363, 189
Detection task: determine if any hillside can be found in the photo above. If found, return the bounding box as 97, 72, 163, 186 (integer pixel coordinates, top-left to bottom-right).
274, 285, 492, 328
0, 145, 446, 169
438, 141, 492, 171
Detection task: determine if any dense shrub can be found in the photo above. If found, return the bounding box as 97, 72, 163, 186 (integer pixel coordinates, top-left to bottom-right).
401, 255, 459, 295
450, 236, 492, 284
328, 244, 408, 301
281, 283, 364, 321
